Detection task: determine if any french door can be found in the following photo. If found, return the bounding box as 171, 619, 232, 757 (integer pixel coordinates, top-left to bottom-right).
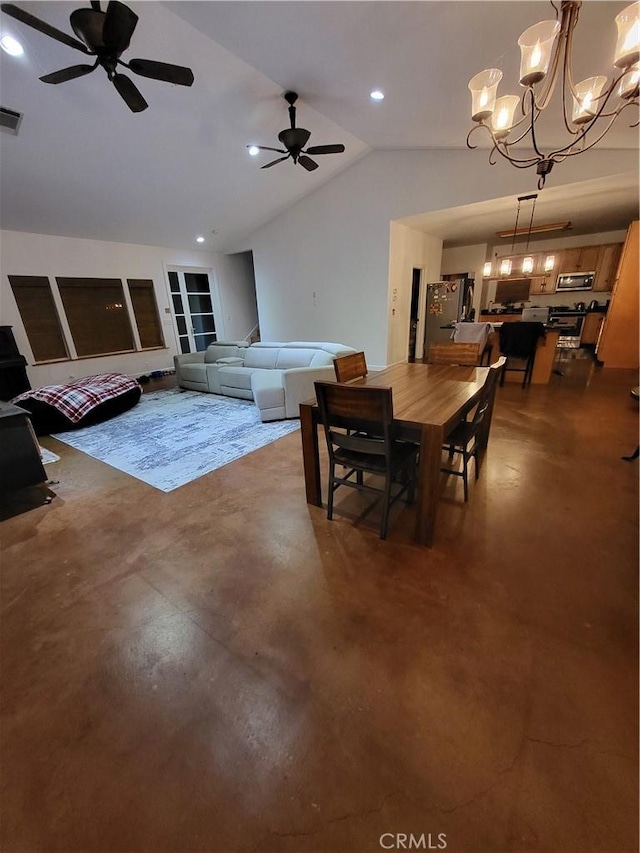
167, 269, 219, 354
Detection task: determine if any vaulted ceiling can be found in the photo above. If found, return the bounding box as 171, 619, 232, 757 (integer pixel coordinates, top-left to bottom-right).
1, 1, 638, 252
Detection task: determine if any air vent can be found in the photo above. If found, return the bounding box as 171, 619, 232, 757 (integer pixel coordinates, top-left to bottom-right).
0, 106, 23, 135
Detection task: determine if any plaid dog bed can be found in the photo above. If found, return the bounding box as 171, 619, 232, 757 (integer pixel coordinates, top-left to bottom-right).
11, 373, 142, 434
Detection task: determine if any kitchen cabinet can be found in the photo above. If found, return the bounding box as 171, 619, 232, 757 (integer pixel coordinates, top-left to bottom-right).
529, 275, 553, 295
596, 221, 639, 369
581, 312, 605, 345
559, 245, 600, 273
594, 243, 622, 291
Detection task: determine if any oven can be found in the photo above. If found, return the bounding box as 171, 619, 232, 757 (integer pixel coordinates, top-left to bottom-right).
548, 310, 585, 348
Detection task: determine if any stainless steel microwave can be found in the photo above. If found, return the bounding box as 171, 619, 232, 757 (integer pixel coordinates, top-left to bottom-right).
556, 271, 595, 291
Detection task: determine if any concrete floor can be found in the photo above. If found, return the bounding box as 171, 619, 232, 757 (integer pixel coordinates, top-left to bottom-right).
1, 361, 638, 853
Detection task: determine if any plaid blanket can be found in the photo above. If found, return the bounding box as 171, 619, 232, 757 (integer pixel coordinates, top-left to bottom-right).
11, 373, 141, 423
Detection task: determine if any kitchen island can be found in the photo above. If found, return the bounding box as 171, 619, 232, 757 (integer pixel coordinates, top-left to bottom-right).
480, 314, 560, 385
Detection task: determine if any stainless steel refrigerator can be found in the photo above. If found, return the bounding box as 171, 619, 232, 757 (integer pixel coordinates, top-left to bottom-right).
423, 280, 465, 348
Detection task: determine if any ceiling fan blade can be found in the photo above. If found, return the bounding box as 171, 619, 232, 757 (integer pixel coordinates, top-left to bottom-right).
305, 144, 345, 156
40, 63, 97, 84
298, 155, 319, 172
261, 156, 290, 169
1, 3, 90, 53
251, 145, 287, 154
112, 72, 147, 112
103, 0, 137, 53
70, 8, 105, 49
127, 58, 194, 87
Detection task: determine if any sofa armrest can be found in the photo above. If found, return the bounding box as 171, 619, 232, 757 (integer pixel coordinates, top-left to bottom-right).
281, 365, 337, 417
174, 352, 205, 368
174, 351, 205, 384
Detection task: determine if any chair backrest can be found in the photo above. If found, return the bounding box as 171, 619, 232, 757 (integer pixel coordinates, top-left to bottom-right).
427, 341, 482, 365
333, 351, 368, 383
453, 322, 492, 348
314, 381, 394, 459
498, 322, 545, 358
469, 357, 506, 430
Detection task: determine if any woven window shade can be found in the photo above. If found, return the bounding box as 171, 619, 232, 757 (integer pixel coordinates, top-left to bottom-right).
57, 278, 134, 357
127, 279, 164, 349
9, 276, 68, 362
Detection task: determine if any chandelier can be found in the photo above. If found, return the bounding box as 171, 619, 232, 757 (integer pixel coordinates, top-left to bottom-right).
466, 1, 640, 189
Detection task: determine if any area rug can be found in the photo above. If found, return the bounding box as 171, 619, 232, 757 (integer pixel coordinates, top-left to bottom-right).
52, 388, 300, 492
39, 447, 61, 464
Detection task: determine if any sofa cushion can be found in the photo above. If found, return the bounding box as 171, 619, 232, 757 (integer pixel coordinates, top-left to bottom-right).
282, 342, 355, 356
243, 348, 280, 369
204, 342, 249, 364
217, 366, 269, 391
180, 363, 208, 382
216, 357, 244, 365
251, 371, 286, 411
275, 348, 318, 369
309, 351, 335, 366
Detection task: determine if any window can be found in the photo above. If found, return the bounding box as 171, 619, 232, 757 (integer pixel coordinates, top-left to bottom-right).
56, 277, 134, 358
10, 274, 166, 362
127, 279, 164, 348
8, 276, 68, 361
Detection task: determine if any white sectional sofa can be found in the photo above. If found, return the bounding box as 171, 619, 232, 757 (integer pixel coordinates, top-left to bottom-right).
174, 341, 356, 421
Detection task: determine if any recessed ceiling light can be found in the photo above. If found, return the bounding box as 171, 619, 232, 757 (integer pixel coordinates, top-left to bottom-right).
247, 145, 260, 156
1, 35, 24, 56
370, 90, 385, 101
196, 236, 205, 243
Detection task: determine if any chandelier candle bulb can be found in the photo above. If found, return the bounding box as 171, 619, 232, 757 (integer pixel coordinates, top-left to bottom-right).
614, 1, 640, 68
468, 68, 502, 121
518, 20, 560, 85
572, 76, 608, 124
619, 63, 640, 98
491, 95, 520, 138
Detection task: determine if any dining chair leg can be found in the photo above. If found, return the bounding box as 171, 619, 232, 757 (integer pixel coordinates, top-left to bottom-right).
327, 464, 336, 520
462, 453, 469, 502
380, 479, 393, 540
407, 462, 416, 504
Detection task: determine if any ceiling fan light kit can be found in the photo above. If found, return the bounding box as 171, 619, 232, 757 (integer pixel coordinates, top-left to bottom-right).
0, 0, 194, 112
248, 91, 346, 172
466, 0, 640, 189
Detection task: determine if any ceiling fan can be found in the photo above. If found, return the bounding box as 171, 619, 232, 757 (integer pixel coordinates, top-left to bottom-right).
0, 1, 194, 112
250, 91, 345, 171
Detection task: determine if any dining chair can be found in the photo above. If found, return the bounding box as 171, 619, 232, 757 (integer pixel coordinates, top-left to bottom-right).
498, 322, 546, 388
314, 381, 419, 540
453, 322, 494, 365
427, 341, 482, 366
333, 351, 368, 382
440, 357, 506, 501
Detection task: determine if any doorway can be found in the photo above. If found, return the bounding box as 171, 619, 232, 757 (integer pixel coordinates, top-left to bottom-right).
407, 267, 424, 362
167, 268, 220, 354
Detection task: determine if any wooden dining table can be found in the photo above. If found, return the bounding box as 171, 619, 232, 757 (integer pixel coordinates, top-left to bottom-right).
299, 362, 492, 546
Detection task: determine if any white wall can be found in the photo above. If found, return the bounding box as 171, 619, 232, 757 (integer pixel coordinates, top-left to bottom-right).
0, 231, 258, 388
244, 147, 638, 366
